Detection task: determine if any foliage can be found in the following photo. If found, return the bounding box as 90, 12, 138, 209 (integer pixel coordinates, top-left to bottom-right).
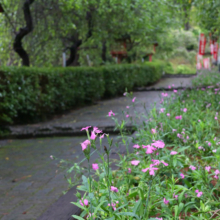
194, 0, 220, 36
0, 0, 176, 67
0, 62, 163, 125
65, 72, 220, 219
176, 65, 195, 74
192, 70, 220, 87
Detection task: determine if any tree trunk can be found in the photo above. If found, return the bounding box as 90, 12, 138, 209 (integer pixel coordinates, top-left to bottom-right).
183, 6, 190, 31
101, 41, 106, 63
66, 39, 82, 66
13, 0, 35, 66
66, 9, 93, 66
185, 21, 190, 31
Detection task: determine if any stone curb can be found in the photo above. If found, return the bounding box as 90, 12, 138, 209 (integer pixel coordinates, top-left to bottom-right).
0, 125, 135, 140
162, 73, 197, 78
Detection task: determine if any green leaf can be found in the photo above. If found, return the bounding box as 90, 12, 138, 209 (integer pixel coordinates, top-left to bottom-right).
116, 212, 140, 220
71, 215, 84, 220
133, 199, 142, 214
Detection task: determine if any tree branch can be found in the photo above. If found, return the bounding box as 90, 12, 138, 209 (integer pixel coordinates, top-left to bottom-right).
13, 0, 35, 66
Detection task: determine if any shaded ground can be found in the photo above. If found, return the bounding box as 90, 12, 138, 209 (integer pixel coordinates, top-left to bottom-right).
0, 77, 193, 220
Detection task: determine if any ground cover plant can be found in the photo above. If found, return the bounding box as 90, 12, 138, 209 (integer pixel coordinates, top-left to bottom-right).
67, 73, 220, 219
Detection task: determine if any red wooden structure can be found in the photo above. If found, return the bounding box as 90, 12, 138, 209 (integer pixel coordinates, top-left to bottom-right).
0, 4, 4, 13
146, 42, 158, 62
111, 39, 127, 63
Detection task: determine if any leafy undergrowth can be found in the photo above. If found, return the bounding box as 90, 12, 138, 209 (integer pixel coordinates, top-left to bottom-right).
168, 57, 196, 74
192, 70, 220, 87
60, 73, 220, 220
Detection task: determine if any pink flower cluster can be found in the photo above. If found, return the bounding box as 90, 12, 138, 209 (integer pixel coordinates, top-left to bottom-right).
80, 199, 89, 206
80, 126, 106, 151
195, 190, 203, 197
108, 201, 119, 211
175, 115, 182, 120
111, 186, 118, 193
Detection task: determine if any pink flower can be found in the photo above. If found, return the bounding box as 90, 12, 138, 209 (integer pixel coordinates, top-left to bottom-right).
100, 133, 105, 139
173, 193, 178, 200
183, 108, 187, 112
126, 114, 129, 118
156, 218, 163, 220
163, 198, 169, 205
151, 128, 156, 134
151, 160, 168, 167
161, 93, 168, 97
145, 147, 156, 154
215, 117, 218, 120
143, 145, 156, 154
213, 149, 217, 153
123, 92, 127, 96
111, 186, 118, 192
189, 165, 196, 171
170, 151, 178, 155
133, 144, 140, 149
128, 168, 131, 173
50, 155, 54, 160
108, 110, 115, 117
81, 140, 91, 151
92, 163, 99, 171
215, 170, 220, 175
132, 97, 136, 102
161, 161, 169, 166
126, 106, 129, 109
93, 127, 102, 134
205, 166, 211, 172
195, 190, 203, 197
81, 126, 91, 131
167, 113, 170, 117
90, 131, 96, 140
142, 165, 158, 176
173, 89, 177, 93
168, 85, 171, 89
160, 108, 165, 113
180, 173, 185, 179
152, 140, 165, 149
131, 160, 140, 166
175, 115, 182, 120
214, 175, 219, 179
80, 199, 89, 206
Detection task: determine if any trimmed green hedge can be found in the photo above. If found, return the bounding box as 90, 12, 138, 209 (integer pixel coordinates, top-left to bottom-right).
0, 62, 164, 124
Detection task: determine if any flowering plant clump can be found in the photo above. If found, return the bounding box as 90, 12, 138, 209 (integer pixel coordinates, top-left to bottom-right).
60, 72, 220, 219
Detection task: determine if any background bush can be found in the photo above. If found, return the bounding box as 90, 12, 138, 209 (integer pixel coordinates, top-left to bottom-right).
0, 62, 164, 124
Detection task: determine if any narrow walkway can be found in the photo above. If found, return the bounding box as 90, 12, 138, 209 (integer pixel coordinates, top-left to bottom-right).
7, 77, 193, 138
0, 77, 193, 220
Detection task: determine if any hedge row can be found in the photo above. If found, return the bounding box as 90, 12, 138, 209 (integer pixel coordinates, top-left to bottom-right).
0, 62, 164, 124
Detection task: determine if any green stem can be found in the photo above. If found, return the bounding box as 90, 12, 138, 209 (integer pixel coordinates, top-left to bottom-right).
106, 151, 112, 215
143, 179, 153, 219
88, 159, 93, 220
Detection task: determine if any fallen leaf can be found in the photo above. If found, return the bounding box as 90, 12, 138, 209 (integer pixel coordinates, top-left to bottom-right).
22, 211, 27, 214
11, 175, 32, 183
5, 157, 9, 160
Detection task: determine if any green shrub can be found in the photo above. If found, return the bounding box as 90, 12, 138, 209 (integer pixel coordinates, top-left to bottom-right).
0, 63, 163, 124
164, 62, 174, 74
176, 65, 195, 74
